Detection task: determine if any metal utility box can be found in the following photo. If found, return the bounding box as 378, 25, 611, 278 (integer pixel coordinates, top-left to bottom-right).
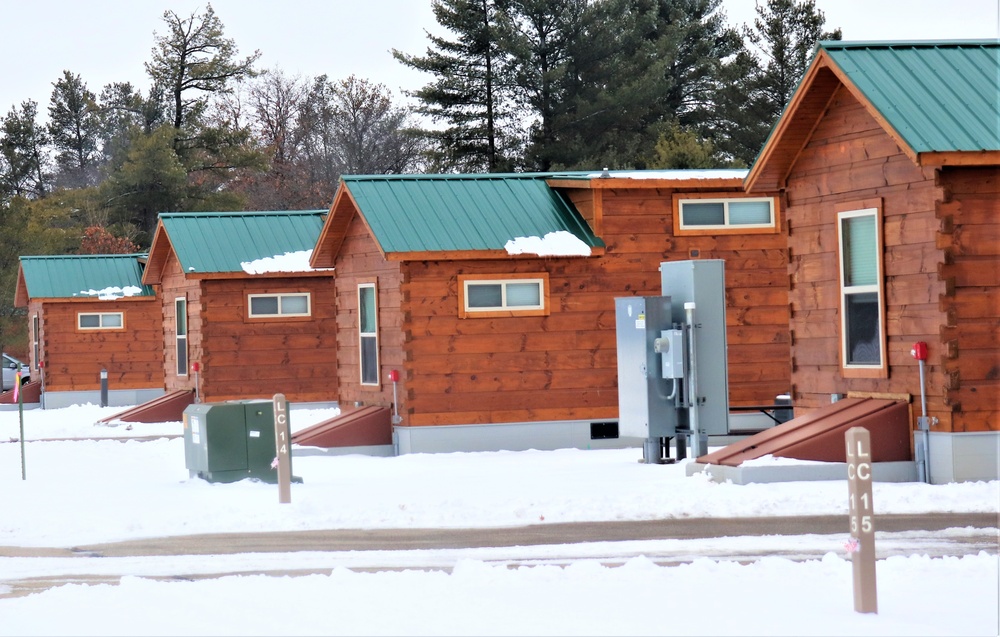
615, 296, 678, 439
183, 400, 290, 483
660, 259, 730, 436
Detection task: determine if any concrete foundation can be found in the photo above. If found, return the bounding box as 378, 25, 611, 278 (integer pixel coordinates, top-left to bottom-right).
41, 388, 165, 410
686, 460, 919, 484
394, 419, 641, 455
925, 431, 1000, 484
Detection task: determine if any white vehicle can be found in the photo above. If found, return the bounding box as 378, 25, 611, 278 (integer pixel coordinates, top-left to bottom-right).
2, 353, 29, 391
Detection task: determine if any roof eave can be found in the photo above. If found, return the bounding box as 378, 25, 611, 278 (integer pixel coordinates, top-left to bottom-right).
746, 48, 929, 192
311, 183, 386, 268
385, 247, 607, 262
13, 263, 28, 307
547, 177, 746, 190
917, 150, 1000, 167
141, 220, 174, 286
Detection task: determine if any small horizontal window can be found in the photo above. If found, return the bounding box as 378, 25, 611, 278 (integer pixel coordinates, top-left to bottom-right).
674, 195, 779, 235
248, 293, 311, 318
78, 312, 124, 330
458, 274, 549, 318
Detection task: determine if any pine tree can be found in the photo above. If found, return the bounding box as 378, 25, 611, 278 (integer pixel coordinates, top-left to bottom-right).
102, 126, 187, 238
539, 0, 664, 169
715, 0, 841, 165
543, 0, 740, 170
745, 0, 841, 119
393, 0, 518, 172
502, 0, 587, 171
0, 101, 50, 199
48, 71, 102, 189
145, 3, 261, 155
96, 81, 169, 171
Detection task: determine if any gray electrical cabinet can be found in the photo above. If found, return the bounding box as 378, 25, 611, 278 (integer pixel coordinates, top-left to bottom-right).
660, 259, 729, 436
615, 296, 678, 439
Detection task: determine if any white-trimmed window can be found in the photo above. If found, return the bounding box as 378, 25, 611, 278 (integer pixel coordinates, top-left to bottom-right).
837, 205, 887, 376
674, 195, 779, 235
458, 273, 549, 318
78, 312, 124, 330
248, 293, 311, 318
175, 297, 188, 377
32, 314, 40, 370
358, 283, 379, 386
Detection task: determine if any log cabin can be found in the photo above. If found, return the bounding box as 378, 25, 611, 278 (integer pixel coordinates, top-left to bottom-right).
14, 254, 164, 408
310, 171, 789, 453
141, 211, 338, 404
744, 40, 999, 482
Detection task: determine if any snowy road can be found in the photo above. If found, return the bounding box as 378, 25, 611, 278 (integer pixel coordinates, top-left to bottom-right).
2, 515, 996, 599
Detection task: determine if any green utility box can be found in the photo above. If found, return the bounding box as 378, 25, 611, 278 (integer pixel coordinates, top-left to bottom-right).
183, 400, 297, 484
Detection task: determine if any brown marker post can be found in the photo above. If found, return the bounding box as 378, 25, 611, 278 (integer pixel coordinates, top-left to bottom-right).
846, 426, 877, 614
273, 393, 292, 504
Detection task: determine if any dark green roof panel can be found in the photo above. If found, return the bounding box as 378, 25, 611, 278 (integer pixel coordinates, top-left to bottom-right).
342, 174, 604, 254
822, 40, 1000, 153
19, 254, 153, 299
159, 210, 327, 273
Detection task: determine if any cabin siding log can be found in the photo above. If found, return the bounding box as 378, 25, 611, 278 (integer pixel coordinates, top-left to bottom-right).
329, 185, 790, 430
28, 298, 164, 392
780, 85, 997, 433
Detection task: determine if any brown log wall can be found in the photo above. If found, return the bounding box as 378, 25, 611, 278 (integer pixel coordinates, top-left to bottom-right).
199, 276, 338, 403
158, 251, 338, 403
333, 216, 403, 411
938, 167, 1000, 432
29, 298, 164, 392
351, 185, 791, 428
782, 85, 964, 429
159, 254, 202, 395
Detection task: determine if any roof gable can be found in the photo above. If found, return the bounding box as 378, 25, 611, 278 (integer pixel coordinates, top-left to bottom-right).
311, 174, 605, 264
16, 254, 153, 304
747, 40, 1000, 191
143, 210, 329, 283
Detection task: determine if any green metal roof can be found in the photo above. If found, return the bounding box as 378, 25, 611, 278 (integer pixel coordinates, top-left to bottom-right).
19, 254, 153, 299
821, 40, 1000, 153
158, 210, 327, 273
341, 174, 604, 254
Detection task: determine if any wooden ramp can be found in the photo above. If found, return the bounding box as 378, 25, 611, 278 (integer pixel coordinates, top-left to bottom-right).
97, 390, 195, 424
292, 405, 392, 448
0, 381, 41, 405
699, 398, 912, 466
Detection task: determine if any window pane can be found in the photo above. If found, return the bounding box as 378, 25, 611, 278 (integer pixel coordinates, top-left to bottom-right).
175, 301, 187, 335
102, 313, 122, 328
177, 336, 188, 374
846, 292, 881, 364
467, 284, 502, 308
843, 215, 877, 287
729, 201, 772, 225
682, 202, 725, 226
250, 296, 279, 315
281, 295, 308, 315
79, 314, 100, 328
360, 336, 378, 384
359, 287, 376, 332
505, 282, 540, 307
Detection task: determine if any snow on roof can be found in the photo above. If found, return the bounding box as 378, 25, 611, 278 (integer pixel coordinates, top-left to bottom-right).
505, 231, 592, 257
240, 249, 332, 275
580, 169, 749, 180
77, 285, 145, 300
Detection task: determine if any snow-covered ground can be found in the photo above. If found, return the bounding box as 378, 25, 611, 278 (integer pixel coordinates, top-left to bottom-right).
1, 403, 998, 636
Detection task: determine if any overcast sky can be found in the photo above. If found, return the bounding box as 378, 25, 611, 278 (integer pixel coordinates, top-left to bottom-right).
1, 0, 997, 120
